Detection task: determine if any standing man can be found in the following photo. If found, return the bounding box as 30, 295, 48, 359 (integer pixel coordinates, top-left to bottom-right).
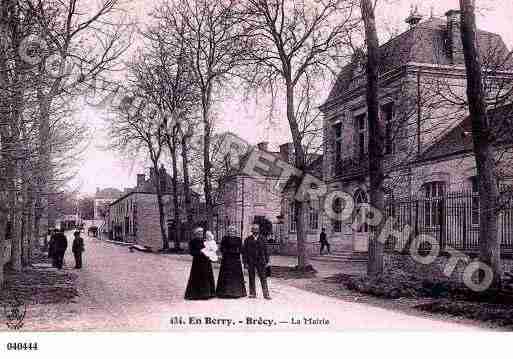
48, 230, 57, 267
319, 228, 330, 255
242, 224, 271, 300
53, 228, 68, 269
72, 231, 85, 269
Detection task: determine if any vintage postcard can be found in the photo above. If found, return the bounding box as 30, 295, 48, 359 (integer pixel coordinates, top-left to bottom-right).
1, 0, 513, 355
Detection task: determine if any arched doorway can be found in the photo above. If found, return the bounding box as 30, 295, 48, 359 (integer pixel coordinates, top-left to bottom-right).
353, 188, 369, 252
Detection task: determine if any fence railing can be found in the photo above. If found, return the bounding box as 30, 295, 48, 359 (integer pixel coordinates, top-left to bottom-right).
381, 191, 513, 253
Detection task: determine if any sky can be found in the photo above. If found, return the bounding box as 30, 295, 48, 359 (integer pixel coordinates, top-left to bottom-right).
72, 0, 513, 196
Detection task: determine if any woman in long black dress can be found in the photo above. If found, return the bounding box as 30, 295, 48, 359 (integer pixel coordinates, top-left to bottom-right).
184, 227, 216, 300
216, 226, 247, 298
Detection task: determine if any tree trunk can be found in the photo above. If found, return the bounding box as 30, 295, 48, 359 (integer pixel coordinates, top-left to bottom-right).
361, 0, 385, 276
35, 82, 52, 252
0, 209, 7, 288
459, 0, 501, 287
181, 130, 193, 244
8, 160, 21, 271
202, 95, 214, 230
153, 162, 169, 250
285, 82, 310, 269
169, 129, 181, 250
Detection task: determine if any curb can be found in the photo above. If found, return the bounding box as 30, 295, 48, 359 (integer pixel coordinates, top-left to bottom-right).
89, 236, 133, 247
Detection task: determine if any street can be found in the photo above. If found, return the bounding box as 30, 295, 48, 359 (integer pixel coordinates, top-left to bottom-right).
22, 234, 478, 331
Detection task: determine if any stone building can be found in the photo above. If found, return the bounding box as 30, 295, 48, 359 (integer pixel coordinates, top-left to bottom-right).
107, 166, 201, 249
280, 154, 324, 255
215, 142, 294, 241
94, 187, 123, 222
317, 8, 513, 256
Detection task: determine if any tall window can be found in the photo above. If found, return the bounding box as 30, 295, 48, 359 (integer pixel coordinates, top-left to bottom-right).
255, 185, 262, 203
354, 189, 369, 233
470, 176, 480, 225
382, 102, 395, 155
289, 202, 296, 232
356, 113, 367, 159
422, 181, 445, 226
332, 197, 342, 233
308, 201, 319, 231
333, 122, 343, 163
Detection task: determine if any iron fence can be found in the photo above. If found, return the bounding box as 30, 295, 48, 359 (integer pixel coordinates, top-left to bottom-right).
382, 191, 513, 253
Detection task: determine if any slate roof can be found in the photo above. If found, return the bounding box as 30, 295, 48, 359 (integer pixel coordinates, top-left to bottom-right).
325, 16, 511, 106
419, 104, 513, 162
281, 154, 324, 192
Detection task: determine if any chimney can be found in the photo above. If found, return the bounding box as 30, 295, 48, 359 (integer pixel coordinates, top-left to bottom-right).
137, 174, 145, 188
445, 9, 464, 64
279, 142, 294, 163
405, 5, 423, 28
257, 141, 269, 152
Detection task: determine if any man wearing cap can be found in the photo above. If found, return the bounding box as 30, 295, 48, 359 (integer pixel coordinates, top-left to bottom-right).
72, 231, 85, 269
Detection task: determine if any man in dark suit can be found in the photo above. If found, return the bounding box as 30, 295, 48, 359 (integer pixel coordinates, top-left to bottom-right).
53, 228, 68, 269
319, 228, 330, 255
72, 231, 85, 269
242, 224, 271, 300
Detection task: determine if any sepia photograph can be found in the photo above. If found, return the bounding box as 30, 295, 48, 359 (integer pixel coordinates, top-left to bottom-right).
0, 0, 513, 355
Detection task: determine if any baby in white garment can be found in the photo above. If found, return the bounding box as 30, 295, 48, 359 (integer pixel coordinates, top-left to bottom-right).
201, 230, 218, 262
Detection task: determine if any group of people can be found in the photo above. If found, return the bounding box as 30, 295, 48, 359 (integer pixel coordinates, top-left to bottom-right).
48, 229, 85, 269
185, 224, 271, 300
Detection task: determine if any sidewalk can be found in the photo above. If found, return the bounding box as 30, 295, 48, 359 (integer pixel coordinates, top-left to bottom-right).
83, 233, 365, 278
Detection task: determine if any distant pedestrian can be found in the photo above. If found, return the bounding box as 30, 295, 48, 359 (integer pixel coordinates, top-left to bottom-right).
216, 226, 247, 299
53, 228, 68, 269
242, 224, 271, 300
319, 228, 330, 255
72, 231, 85, 269
184, 227, 216, 300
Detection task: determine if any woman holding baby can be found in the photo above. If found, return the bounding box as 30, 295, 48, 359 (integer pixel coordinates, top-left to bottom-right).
184, 227, 216, 300
184, 226, 247, 300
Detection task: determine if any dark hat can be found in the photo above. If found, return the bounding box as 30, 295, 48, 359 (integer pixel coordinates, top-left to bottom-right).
74, 231, 80, 236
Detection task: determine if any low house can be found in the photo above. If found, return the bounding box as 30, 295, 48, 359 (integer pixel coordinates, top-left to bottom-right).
94, 187, 123, 221
215, 142, 295, 241
106, 165, 201, 249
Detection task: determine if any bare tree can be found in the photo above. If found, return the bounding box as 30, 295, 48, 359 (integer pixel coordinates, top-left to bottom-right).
242, 0, 355, 269
137, 17, 201, 248
459, 0, 501, 287
360, 0, 385, 276
25, 0, 131, 254
108, 88, 169, 250
157, 0, 248, 230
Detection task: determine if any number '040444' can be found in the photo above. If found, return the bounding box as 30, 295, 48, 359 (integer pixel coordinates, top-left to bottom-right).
6, 342, 38, 350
